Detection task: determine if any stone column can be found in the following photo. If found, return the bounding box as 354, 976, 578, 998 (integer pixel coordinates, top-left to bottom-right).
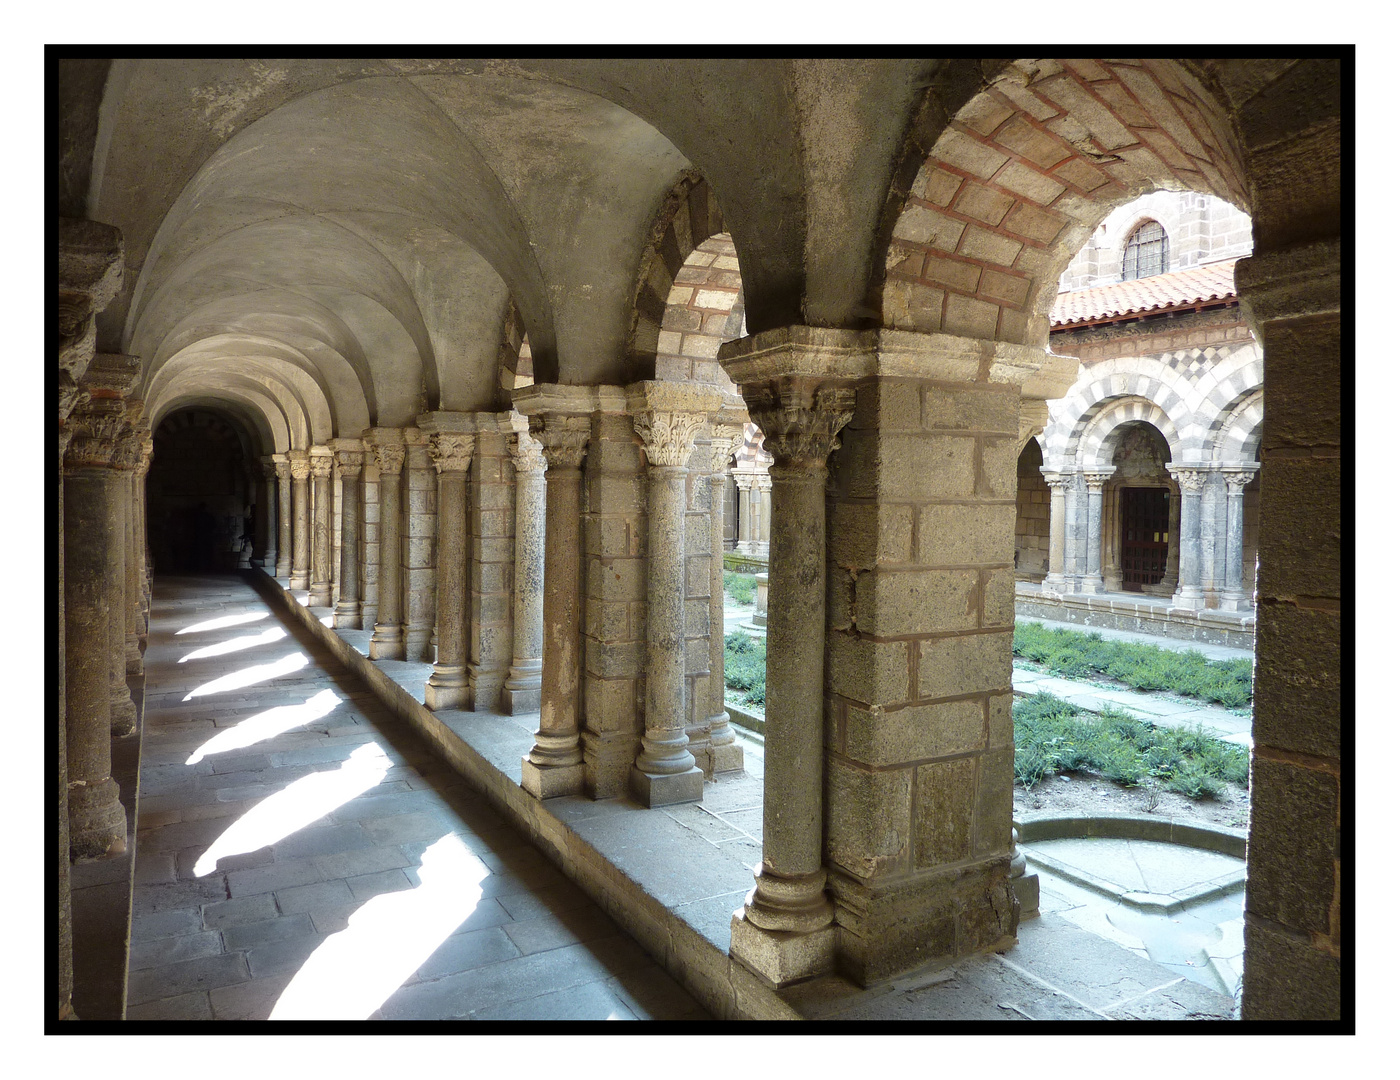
627, 381, 720, 808
136, 434, 154, 645
401, 428, 437, 661
726, 374, 852, 984
1080, 470, 1115, 595
333, 443, 364, 628
1220, 465, 1260, 610
287, 450, 311, 590
273, 454, 292, 578
308, 447, 334, 607
425, 432, 475, 710
1161, 488, 1181, 592
756, 473, 772, 554
707, 422, 747, 774
502, 423, 545, 714
122, 410, 146, 676
63, 405, 129, 859
1040, 471, 1070, 594
734, 473, 754, 552
367, 430, 406, 659
520, 414, 589, 799
1168, 465, 1208, 609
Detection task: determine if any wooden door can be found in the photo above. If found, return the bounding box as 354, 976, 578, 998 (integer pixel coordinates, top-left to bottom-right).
1120, 487, 1169, 589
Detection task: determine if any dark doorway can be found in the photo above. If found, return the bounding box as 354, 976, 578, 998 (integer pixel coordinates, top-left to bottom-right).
1120, 487, 1169, 589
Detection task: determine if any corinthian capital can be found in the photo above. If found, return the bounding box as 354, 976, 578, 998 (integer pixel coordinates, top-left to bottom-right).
365, 428, 406, 475
534, 415, 590, 470
63, 404, 126, 471
287, 451, 311, 481
309, 451, 334, 480
746, 379, 854, 468
429, 432, 476, 474
625, 381, 721, 468
332, 441, 365, 476
1167, 465, 1211, 493
507, 429, 546, 474
709, 423, 746, 474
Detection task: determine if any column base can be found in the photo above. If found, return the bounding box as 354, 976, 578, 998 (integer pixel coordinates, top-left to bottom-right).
110, 691, 138, 737
369, 626, 406, 661
275, 560, 292, 578
405, 628, 433, 663
500, 684, 541, 715
1218, 593, 1252, 612
67, 779, 127, 861
424, 669, 470, 711
309, 583, 333, 607
1012, 871, 1040, 920
520, 758, 585, 799
333, 602, 362, 630
290, 573, 310, 591
629, 764, 703, 808
711, 740, 745, 774
468, 664, 509, 712
1170, 591, 1206, 612
729, 913, 837, 987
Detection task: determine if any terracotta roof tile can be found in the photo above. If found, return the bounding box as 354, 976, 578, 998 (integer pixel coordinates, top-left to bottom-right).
1052, 260, 1237, 327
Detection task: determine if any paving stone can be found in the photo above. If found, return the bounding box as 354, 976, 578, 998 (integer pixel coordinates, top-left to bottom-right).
500, 906, 621, 956
346, 868, 414, 901
128, 929, 225, 971
201, 893, 279, 929
175, 844, 274, 880
126, 990, 214, 1021
208, 971, 299, 1020
310, 844, 414, 880
245, 930, 329, 978
606, 966, 714, 1021
226, 857, 329, 898
413, 926, 522, 980
220, 913, 317, 951
494, 880, 595, 923
130, 906, 204, 942
273, 878, 356, 915
360, 811, 463, 845
269, 823, 375, 859
126, 951, 252, 1006
472, 978, 641, 1021
133, 878, 232, 915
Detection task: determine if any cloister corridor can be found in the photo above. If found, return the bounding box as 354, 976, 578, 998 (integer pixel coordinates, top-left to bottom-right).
122, 573, 708, 1021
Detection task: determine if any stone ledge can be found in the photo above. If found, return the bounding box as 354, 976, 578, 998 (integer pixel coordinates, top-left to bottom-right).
1015, 588, 1256, 650
246, 568, 801, 1021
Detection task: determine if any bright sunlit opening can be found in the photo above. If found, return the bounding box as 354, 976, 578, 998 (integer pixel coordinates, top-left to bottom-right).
270, 833, 488, 1020
178, 626, 288, 663
182, 651, 308, 700
186, 688, 342, 765
192, 742, 391, 877
177, 611, 270, 635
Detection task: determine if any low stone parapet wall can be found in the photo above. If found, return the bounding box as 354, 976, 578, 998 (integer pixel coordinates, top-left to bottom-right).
1015, 588, 1255, 650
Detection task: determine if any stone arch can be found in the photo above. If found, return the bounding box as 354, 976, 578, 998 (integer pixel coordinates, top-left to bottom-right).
656, 233, 747, 388
625, 172, 728, 382
496, 300, 531, 400
1210, 388, 1264, 464
149, 388, 286, 457
1041, 358, 1193, 466
878, 58, 1250, 348
1195, 347, 1264, 452
1076, 396, 1182, 469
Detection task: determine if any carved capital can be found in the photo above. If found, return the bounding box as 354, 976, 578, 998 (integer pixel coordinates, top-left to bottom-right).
287, 451, 311, 481
709, 424, 746, 474
309, 452, 334, 480
111, 426, 144, 472
272, 454, 291, 482
58, 371, 89, 422
63, 405, 126, 471
1081, 470, 1116, 492
734, 472, 757, 492
1167, 465, 1210, 494
333, 447, 365, 476
1040, 470, 1074, 493
746, 379, 855, 468
1222, 465, 1259, 493
429, 432, 476, 474
534, 415, 590, 470
632, 409, 708, 467
507, 429, 546, 475
365, 429, 406, 475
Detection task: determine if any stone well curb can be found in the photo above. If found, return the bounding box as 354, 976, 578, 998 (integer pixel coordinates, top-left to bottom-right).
1014, 813, 1247, 913
247, 568, 800, 1022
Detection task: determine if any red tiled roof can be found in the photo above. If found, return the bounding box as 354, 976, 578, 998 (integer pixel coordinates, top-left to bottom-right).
1051, 260, 1238, 328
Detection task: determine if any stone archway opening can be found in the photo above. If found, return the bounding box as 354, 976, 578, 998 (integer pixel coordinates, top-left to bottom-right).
147, 407, 260, 574
1101, 420, 1177, 596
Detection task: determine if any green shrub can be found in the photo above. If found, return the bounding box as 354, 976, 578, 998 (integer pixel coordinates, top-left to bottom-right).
723, 571, 756, 605
723, 631, 767, 706
1012, 621, 1254, 707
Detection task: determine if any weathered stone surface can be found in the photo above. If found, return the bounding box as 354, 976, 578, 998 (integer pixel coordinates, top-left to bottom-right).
917, 632, 1012, 700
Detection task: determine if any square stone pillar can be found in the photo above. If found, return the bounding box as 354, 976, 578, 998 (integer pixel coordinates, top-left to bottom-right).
1235, 238, 1341, 1020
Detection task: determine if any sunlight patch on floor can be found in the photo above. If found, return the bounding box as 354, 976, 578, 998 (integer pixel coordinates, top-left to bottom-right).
182, 651, 308, 700
192, 742, 391, 876
178, 626, 288, 663
270, 833, 488, 1020
186, 688, 341, 765
177, 610, 269, 635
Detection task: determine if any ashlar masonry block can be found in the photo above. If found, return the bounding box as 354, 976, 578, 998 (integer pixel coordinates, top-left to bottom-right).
825, 757, 912, 879
912, 758, 976, 867
843, 699, 984, 768
829, 502, 913, 569
918, 503, 1015, 565
917, 631, 1012, 700
854, 567, 980, 638
825, 630, 909, 707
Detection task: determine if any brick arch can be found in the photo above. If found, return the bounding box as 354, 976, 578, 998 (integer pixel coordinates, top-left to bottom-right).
625, 172, 728, 382
1074, 396, 1182, 470
879, 58, 1249, 349
655, 233, 746, 387
1209, 388, 1264, 464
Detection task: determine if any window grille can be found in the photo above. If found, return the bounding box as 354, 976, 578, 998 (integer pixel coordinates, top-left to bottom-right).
1121, 220, 1169, 281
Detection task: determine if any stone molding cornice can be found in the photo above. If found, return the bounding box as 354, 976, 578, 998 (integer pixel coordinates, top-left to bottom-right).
80, 354, 142, 400
287, 450, 311, 481
513, 382, 602, 418
429, 432, 476, 474
533, 415, 590, 470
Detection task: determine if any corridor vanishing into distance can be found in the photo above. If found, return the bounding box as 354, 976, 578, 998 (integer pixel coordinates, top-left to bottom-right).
128, 573, 708, 1021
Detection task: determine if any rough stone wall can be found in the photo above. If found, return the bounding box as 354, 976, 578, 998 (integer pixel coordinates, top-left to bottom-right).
581, 410, 648, 797
468, 422, 515, 708
824, 375, 1019, 982
1015, 443, 1050, 576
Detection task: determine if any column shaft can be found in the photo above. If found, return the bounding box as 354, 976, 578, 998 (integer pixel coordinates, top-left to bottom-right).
368, 432, 406, 659
334, 447, 363, 628
274, 455, 292, 578
1041, 472, 1069, 593
309, 450, 334, 607
106, 443, 138, 737
288, 451, 310, 590
707, 427, 745, 773
1081, 472, 1113, 595
502, 430, 545, 714
1170, 466, 1207, 607
425, 433, 474, 710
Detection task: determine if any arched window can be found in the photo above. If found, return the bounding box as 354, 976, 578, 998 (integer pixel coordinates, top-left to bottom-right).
1121, 220, 1169, 281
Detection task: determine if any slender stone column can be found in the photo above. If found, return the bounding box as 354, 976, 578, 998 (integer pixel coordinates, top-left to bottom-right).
502, 424, 545, 714
287, 450, 311, 590
367, 430, 406, 659
308, 447, 334, 607
1080, 470, 1115, 595
273, 454, 292, 578
520, 415, 589, 799
333, 443, 364, 628
1162, 488, 1181, 592
735, 473, 755, 551
757, 473, 772, 554
101, 391, 141, 737
425, 432, 475, 710
627, 381, 720, 808
707, 422, 747, 774
258, 457, 278, 568
136, 435, 154, 644
401, 428, 437, 661
1168, 465, 1209, 609
728, 376, 853, 983
1040, 471, 1071, 594
1220, 465, 1260, 610
63, 405, 128, 859
122, 411, 146, 675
